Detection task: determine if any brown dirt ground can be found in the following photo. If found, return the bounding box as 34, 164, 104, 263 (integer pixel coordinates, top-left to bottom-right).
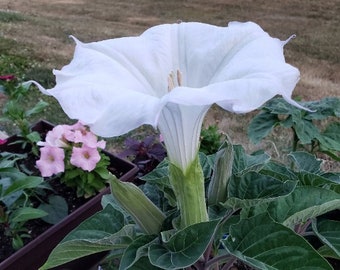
1, 0, 339, 168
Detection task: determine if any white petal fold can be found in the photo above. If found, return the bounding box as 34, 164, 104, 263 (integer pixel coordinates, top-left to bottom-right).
33, 21, 304, 168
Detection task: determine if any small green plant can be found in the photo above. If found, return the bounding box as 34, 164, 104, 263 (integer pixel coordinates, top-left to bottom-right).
0, 77, 49, 152
200, 124, 223, 155
0, 152, 48, 250
247, 97, 340, 161
0, 10, 25, 23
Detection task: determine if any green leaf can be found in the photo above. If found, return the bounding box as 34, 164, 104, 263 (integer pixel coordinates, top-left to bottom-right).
313, 219, 340, 257
199, 151, 215, 179
293, 117, 321, 145
119, 235, 157, 270
149, 219, 220, 269
232, 145, 270, 176
318, 245, 340, 260
25, 100, 49, 117
245, 187, 340, 228
260, 161, 297, 182
3, 176, 44, 196
126, 256, 162, 270
25, 131, 41, 143
288, 151, 322, 174
224, 172, 296, 209
208, 139, 234, 205
39, 205, 134, 270
247, 110, 279, 144
319, 122, 340, 155
140, 163, 170, 187
296, 172, 340, 192
38, 195, 68, 225
303, 97, 340, 120
221, 213, 332, 270
10, 207, 47, 223
264, 98, 299, 115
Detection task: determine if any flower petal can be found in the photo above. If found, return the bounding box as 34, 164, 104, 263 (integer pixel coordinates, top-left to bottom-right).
32, 21, 305, 139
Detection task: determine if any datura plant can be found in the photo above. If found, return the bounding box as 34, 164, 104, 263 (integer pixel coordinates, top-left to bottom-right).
32, 21, 339, 270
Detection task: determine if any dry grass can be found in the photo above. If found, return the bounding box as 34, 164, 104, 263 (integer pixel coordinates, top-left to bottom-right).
0, 0, 339, 161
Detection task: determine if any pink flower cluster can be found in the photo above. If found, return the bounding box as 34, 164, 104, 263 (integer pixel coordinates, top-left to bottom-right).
36, 121, 106, 177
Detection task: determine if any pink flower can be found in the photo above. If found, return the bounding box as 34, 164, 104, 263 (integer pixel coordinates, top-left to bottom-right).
73, 129, 98, 147
36, 146, 65, 177
70, 146, 101, 172
38, 125, 71, 147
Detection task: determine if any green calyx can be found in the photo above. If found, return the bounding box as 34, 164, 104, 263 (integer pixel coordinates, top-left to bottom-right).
169, 155, 209, 228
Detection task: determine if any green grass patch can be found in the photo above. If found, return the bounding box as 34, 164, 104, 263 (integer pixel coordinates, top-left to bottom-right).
0, 10, 25, 23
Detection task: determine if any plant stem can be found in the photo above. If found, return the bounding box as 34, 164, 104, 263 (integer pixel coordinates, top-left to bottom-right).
169, 155, 209, 228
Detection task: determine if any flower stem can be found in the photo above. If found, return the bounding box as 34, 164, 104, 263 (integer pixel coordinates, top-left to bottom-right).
169, 155, 209, 228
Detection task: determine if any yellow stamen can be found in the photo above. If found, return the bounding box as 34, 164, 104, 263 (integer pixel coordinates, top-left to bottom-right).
168, 69, 183, 92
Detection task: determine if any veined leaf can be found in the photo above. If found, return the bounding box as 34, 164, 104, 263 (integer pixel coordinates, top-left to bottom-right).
119, 235, 157, 270
223, 172, 296, 209
232, 145, 270, 176
148, 219, 220, 269
244, 187, 340, 228
10, 207, 47, 223
313, 219, 340, 257
288, 151, 322, 174
222, 213, 332, 270
39, 205, 134, 270
247, 110, 279, 144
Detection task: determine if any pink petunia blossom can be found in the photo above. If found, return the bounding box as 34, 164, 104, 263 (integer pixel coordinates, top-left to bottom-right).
38, 125, 71, 148
70, 145, 101, 172
73, 129, 98, 147
36, 146, 65, 177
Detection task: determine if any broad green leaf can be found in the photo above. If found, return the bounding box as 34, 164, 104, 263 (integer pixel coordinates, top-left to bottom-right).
304, 97, 340, 120
288, 151, 322, 174
322, 122, 340, 144
38, 195, 68, 225
293, 117, 321, 144
149, 219, 220, 269
264, 98, 299, 115
140, 163, 170, 188
296, 172, 340, 192
232, 145, 270, 176
3, 176, 43, 196
10, 207, 47, 223
40, 205, 134, 270
260, 161, 297, 182
318, 245, 340, 260
224, 172, 296, 209
318, 123, 340, 156
247, 110, 279, 144
119, 235, 157, 270
245, 187, 340, 228
222, 213, 332, 270
313, 219, 340, 257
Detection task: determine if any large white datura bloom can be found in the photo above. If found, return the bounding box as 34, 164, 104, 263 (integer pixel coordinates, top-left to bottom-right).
33, 21, 303, 171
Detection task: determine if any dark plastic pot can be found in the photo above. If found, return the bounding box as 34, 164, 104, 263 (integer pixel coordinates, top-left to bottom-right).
0, 120, 138, 270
